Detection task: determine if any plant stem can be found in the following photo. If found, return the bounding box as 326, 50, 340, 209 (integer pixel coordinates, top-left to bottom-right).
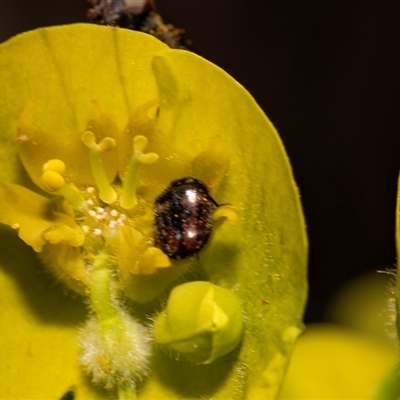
90, 250, 123, 333
88, 249, 141, 396
118, 385, 138, 400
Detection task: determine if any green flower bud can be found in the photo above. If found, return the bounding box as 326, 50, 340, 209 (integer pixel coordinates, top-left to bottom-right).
153, 281, 244, 365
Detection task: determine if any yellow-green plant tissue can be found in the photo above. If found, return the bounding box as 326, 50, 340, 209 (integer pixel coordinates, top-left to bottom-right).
0, 24, 307, 399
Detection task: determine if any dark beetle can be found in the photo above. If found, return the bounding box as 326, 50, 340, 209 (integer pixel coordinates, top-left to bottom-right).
154, 177, 219, 260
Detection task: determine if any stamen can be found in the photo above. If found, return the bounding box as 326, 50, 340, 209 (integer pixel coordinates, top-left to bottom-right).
42, 170, 65, 192
41, 160, 85, 209
42, 159, 66, 174
120, 135, 159, 210
93, 228, 103, 236
81, 131, 117, 205
58, 183, 86, 210
110, 209, 119, 218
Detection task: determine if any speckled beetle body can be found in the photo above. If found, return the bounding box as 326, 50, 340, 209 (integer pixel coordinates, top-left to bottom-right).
154, 177, 219, 260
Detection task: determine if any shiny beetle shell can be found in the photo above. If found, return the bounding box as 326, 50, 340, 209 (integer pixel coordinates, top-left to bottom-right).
154, 177, 219, 260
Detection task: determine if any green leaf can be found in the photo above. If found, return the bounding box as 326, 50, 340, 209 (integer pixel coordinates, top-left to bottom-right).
0, 24, 307, 399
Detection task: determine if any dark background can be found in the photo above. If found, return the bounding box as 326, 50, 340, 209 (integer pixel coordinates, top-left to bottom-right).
1, 0, 400, 323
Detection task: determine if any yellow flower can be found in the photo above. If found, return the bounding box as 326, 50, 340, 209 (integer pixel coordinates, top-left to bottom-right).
7, 97, 203, 302
0, 24, 307, 399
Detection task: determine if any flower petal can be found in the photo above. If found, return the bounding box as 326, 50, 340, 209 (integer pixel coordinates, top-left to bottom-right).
0, 182, 83, 252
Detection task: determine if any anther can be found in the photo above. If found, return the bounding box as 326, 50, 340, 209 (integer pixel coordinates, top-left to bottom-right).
110, 209, 119, 218
42, 159, 66, 175
41, 159, 85, 209
108, 221, 117, 229
42, 170, 65, 192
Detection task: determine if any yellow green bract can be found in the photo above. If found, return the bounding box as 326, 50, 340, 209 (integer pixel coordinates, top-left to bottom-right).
0, 24, 307, 399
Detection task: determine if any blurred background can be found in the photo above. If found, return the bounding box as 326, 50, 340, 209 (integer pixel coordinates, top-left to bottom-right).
1, 0, 399, 324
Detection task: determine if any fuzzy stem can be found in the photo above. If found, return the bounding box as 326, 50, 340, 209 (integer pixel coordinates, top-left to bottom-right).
118, 385, 138, 400
86, 250, 146, 394
89, 251, 123, 333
